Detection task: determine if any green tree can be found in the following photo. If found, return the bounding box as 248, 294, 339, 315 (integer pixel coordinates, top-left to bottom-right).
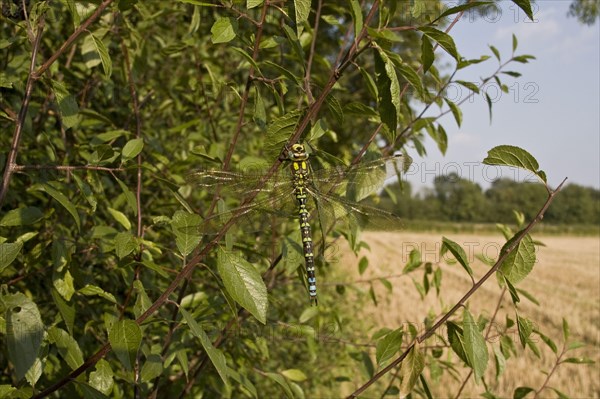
568, 0, 600, 25
432, 172, 487, 222
0, 1, 588, 398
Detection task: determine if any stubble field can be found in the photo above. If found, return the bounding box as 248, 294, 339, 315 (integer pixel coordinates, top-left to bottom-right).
333, 231, 600, 398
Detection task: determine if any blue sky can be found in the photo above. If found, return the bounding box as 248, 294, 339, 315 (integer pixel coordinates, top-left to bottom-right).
405, 0, 600, 192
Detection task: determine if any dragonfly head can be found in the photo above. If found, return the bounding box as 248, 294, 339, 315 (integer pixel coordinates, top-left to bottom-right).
288, 143, 309, 161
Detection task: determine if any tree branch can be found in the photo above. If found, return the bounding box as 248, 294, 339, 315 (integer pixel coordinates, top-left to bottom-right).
346, 178, 568, 398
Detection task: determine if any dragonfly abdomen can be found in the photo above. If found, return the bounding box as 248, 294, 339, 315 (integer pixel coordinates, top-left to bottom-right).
290, 145, 318, 305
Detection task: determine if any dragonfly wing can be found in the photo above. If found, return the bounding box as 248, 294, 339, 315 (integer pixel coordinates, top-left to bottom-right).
311, 154, 405, 202
194, 185, 297, 235
307, 186, 404, 233
187, 169, 291, 196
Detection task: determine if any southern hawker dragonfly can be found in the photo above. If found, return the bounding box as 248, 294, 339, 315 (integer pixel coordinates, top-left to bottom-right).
187, 143, 407, 305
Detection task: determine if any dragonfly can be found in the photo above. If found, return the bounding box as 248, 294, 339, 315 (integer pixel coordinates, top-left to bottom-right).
187, 143, 406, 305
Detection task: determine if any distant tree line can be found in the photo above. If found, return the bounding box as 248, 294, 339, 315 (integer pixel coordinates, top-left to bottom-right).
380, 173, 600, 225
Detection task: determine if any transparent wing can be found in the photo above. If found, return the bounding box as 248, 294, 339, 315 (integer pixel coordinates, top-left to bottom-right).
186, 169, 291, 196
311, 154, 405, 202
306, 186, 404, 234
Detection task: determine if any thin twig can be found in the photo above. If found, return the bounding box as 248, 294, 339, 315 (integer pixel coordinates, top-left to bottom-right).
221, 1, 269, 172
13, 164, 125, 172
346, 178, 568, 398
32, 0, 114, 79
303, 0, 323, 103
0, 17, 44, 205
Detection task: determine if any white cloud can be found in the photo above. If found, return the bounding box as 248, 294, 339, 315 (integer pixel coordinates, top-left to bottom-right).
494, 7, 560, 42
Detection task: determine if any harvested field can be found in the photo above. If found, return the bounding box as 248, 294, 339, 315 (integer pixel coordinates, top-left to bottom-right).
333, 232, 600, 398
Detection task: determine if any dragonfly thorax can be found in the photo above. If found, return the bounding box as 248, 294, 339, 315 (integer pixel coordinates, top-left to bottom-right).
288, 143, 309, 161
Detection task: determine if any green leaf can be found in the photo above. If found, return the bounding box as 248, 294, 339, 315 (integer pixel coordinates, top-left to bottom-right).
511, 0, 534, 21
561, 357, 595, 364
89, 32, 112, 77
34, 183, 81, 231
247, 0, 263, 9
512, 54, 536, 63
47, 326, 84, 370
441, 237, 473, 278
280, 368, 307, 382
463, 308, 488, 380
115, 232, 137, 259
51, 288, 75, 334
498, 232, 535, 285
483, 145, 545, 183
121, 138, 144, 161
73, 382, 109, 399
549, 387, 570, 399
447, 321, 469, 364
485, 92, 493, 123
489, 45, 501, 61
376, 327, 403, 366
0, 207, 43, 226
4, 293, 44, 380
418, 27, 459, 60
374, 47, 400, 140
0, 242, 22, 273
411, 0, 426, 18
282, 24, 305, 62
512, 34, 518, 52
132, 280, 152, 319
434, 1, 492, 22
513, 386, 535, 399
421, 36, 434, 73
516, 314, 533, 348
231, 47, 263, 77
52, 240, 75, 301
73, 173, 97, 212
445, 98, 462, 127
358, 256, 368, 275
504, 275, 520, 304
536, 330, 557, 354
493, 344, 506, 380
51, 80, 80, 129
253, 86, 267, 128
397, 62, 425, 99
399, 342, 425, 397
456, 80, 480, 94
403, 249, 422, 273
562, 318, 570, 341
180, 308, 230, 388
140, 353, 163, 382
114, 177, 137, 215
436, 124, 448, 155
89, 359, 114, 395
211, 17, 238, 43
107, 207, 131, 230
349, 0, 363, 38
79, 284, 117, 304
265, 372, 294, 398
171, 211, 202, 256
294, 0, 311, 34
217, 248, 268, 324
108, 319, 142, 371
516, 288, 539, 305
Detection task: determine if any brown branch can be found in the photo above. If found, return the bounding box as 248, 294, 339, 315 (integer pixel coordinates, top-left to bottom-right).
32, 0, 114, 79
346, 178, 568, 398
288, 0, 380, 148
0, 17, 44, 205
221, 1, 269, 171
13, 164, 125, 172
303, 0, 323, 103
